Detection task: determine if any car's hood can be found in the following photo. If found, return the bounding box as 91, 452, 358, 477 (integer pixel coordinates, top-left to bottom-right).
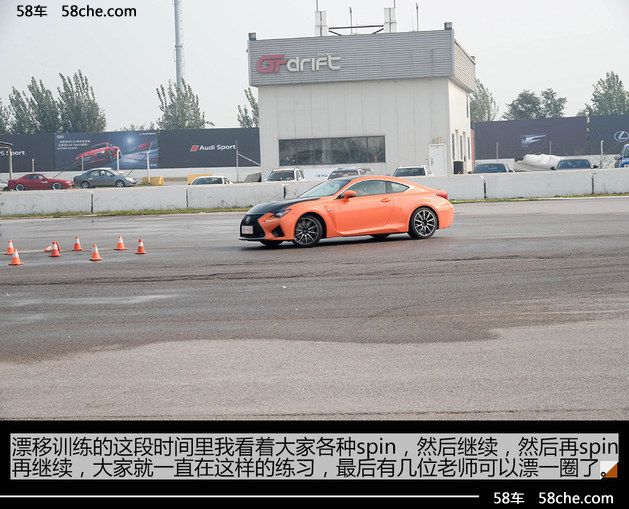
246, 197, 321, 215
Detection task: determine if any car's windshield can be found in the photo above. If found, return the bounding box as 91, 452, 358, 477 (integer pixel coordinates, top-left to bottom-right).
395, 168, 423, 176
267, 171, 296, 181
329, 170, 358, 178
474, 164, 506, 173
299, 178, 353, 198
557, 160, 589, 169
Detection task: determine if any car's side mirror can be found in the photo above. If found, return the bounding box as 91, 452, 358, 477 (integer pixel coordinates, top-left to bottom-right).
341, 190, 357, 200
593, 165, 598, 168
550, 167, 556, 170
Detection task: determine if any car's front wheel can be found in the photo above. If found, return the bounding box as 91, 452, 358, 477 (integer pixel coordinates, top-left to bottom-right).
293, 215, 323, 248
52, 182, 62, 190
409, 207, 438, 239
80, 181, 90, 189
15, 183, 25, 191
115, 180, 125, 188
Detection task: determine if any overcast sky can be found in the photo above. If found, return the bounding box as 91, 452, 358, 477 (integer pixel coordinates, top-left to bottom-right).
1, 0, 627, 131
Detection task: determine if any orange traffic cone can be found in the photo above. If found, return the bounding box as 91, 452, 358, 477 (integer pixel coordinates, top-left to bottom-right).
49, 242, 61, 257
5, 240, 15, 256
135, 238, 147, 255
72, 236, 83, 251
8, 250, 23, 266
114, 235, 128, 250
44, 243, 53, 252
90, 244, 103, 262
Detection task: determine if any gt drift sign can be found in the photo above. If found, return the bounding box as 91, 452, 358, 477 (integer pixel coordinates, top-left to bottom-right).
256, 54, 341, 73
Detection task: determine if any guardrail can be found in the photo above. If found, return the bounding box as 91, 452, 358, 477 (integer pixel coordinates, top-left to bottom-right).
1, 169, 628, 216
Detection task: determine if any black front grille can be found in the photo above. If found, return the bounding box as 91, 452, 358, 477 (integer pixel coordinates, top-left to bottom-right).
240, 214, 265, 238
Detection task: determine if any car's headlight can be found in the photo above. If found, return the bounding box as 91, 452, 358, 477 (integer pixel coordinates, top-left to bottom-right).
271, 208, 291, 218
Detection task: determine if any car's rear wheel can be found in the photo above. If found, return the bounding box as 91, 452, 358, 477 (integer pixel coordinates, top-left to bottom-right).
293, 215, 323, 248
52, 182, 62, 190
115, 180, 125, 188
15, 183, 25, 191
80, 181, 90, 189
260, 240, 283, 247
409, 207, 438, 239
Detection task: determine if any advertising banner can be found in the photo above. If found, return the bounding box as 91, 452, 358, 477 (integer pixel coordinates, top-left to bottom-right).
588, 114, 629, 155
159, 128, 260, 168
54, 131, 159, 172
0, 134, 55, 173
474, 117, 588, 160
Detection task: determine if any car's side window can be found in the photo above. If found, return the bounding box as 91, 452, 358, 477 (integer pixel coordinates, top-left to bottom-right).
347, 180, 387, 196
389, 182, 410, 194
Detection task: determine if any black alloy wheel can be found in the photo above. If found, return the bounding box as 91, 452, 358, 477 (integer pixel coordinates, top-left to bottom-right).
409, 207, 438, 239
293, 215, 323, 248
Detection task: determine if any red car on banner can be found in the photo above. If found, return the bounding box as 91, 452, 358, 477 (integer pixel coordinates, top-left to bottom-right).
75, 142, 120, 168
8, 173, 74, 191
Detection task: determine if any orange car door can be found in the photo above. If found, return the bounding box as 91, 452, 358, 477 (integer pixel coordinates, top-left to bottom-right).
332, 180, 393, 234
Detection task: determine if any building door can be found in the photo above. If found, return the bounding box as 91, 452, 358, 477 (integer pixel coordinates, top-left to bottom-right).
429, 144, 447, 176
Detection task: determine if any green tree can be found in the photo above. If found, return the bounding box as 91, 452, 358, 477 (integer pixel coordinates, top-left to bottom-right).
8, 79, 60, 134
539, 88, 567, 118
503, 90, 541, 120
57, 70, 106, 132
237, 87, 259, 128
156, 79, 211, 129
579, 71, 629, 116
470, 79, 499, 123
0, 99, 9, 134
8, 87, 37, 134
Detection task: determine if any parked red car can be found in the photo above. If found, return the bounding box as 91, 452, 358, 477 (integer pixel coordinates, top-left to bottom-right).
75, 142, 120, 168
8, 173, 74, 191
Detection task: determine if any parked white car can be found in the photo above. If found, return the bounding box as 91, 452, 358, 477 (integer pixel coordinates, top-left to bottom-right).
265, 168, 305, 181
189, 176, 232, 185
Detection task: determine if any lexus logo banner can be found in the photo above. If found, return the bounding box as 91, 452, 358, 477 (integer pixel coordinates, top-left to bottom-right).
473, 117, 588, 160
588, 114, 629, 154
159, 128, 260, 168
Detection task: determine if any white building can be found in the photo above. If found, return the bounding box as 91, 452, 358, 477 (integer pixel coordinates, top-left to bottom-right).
248, 10, 476, 178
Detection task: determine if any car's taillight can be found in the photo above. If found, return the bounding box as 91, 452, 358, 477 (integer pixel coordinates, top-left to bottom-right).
436, 189, 448, 200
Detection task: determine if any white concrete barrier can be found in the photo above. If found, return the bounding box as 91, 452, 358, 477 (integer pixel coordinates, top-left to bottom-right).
0, 189, 92, 216
592, 168, 629, 195
92, 186, 188, 213
484, 170, 592, 199
405, 175, 486, 201
187, 182, 284, 209
4, 169, 629, 216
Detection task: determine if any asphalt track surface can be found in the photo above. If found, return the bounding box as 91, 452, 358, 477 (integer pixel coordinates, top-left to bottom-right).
1, 197, 628, 420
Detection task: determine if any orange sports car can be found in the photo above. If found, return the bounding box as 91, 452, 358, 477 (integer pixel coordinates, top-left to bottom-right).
239, 175, 454, 247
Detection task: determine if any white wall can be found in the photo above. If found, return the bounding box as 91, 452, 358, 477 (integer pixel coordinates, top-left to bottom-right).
258, 77, 460, 178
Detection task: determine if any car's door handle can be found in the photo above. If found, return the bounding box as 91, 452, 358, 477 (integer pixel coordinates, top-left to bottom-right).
381, 198, 391, 203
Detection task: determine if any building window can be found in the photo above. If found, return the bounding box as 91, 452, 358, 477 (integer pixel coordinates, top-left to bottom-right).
278, 136, 385, 166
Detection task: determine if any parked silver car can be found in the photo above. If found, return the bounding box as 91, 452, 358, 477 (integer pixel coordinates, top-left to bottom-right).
73, 168, 137, 188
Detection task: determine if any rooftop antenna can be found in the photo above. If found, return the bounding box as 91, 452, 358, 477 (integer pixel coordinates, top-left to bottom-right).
416, 3, 419, 31
349, 7, 353, 34
173, 0, 185, 88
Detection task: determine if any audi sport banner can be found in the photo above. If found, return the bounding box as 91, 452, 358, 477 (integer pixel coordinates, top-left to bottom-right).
473, 117, 588, 160
158, 128, 260, 168
588, 114, 629, 155
54, 131, 159, 171
0, 134, 55, 173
